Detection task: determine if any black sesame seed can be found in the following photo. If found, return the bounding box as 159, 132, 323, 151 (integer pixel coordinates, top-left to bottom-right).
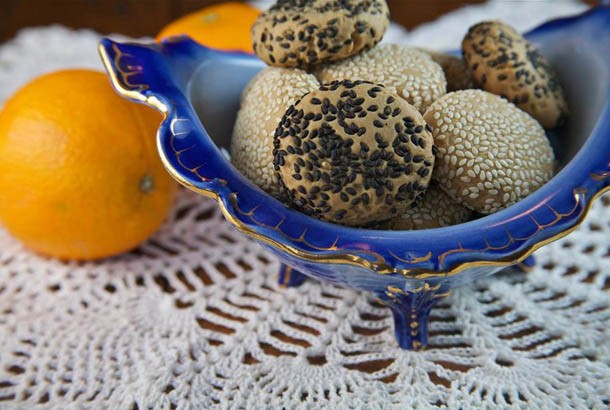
334, 210, 346, 220
418, 168, 430, 177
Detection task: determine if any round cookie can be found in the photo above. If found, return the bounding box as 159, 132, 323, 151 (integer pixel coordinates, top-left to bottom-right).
424, 90, 555, 214
251, 0, 390, 69
462, 20, 568, 129
422, 50, 474, 92
384, 184, 473, 230
231, 67, 320, 197
316, 44, 447, 114
274, 80, 435, 226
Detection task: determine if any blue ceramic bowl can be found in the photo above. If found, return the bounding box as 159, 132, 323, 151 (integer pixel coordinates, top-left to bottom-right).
100, 7, 610, 349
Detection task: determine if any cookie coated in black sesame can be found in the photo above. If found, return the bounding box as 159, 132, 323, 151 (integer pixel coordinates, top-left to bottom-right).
252, 0, 390, 69
462, 20, 568, 129
273, 80, 436, 226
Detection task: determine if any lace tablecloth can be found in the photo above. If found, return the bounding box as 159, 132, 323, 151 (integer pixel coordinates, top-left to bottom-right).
1, 1, 609, 409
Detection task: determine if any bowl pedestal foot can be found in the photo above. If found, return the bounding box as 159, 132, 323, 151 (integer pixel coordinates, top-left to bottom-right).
376, 283, 450, 350
278, 264, 307, 287
516, 255, 536, 272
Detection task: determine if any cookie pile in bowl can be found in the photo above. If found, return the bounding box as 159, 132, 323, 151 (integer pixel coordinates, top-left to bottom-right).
230, 0, 568, 230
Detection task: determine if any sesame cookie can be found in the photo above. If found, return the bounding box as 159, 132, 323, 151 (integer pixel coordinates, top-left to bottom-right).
384, 184, 473, 230
424, 90, 555, 214
316, 45, 447, 114
274, 80, 436, 226
231, 67, 320, 197
252, 0, 390, 69
462, 20, 568, 129
422, 50, 474, 92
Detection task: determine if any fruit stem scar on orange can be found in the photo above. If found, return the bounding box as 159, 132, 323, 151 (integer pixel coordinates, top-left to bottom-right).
140, 174, 155, 193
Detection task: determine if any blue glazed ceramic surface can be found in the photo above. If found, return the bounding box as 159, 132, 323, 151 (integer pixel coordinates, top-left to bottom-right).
100, 7, 610, 349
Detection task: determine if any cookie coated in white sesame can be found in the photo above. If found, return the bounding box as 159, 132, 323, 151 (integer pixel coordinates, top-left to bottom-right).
384, 184, 473, 230
424, 89, 555, 214
316, 44, 447, 114
231, 67, 320, 197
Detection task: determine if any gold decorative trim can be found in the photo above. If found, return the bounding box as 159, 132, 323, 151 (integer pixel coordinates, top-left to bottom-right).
591, 167, 610, 181
99, 43, 167, 113
388, 250, 433, 264
99, 41, 610, 280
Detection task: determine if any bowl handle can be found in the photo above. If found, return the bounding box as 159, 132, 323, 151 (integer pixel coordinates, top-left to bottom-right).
99, 38, 240, 198
99, 39, 188, 114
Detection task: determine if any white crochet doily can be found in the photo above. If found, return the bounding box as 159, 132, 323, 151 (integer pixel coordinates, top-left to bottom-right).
1, 1, 609, 409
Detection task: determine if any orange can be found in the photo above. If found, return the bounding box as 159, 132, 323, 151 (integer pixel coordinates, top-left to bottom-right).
0, 70, 177, 260
156, 2, 260, 53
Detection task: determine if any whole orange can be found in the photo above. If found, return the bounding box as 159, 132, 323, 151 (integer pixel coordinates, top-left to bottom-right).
0, 70, 177, 260
156, 2, 260, 53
